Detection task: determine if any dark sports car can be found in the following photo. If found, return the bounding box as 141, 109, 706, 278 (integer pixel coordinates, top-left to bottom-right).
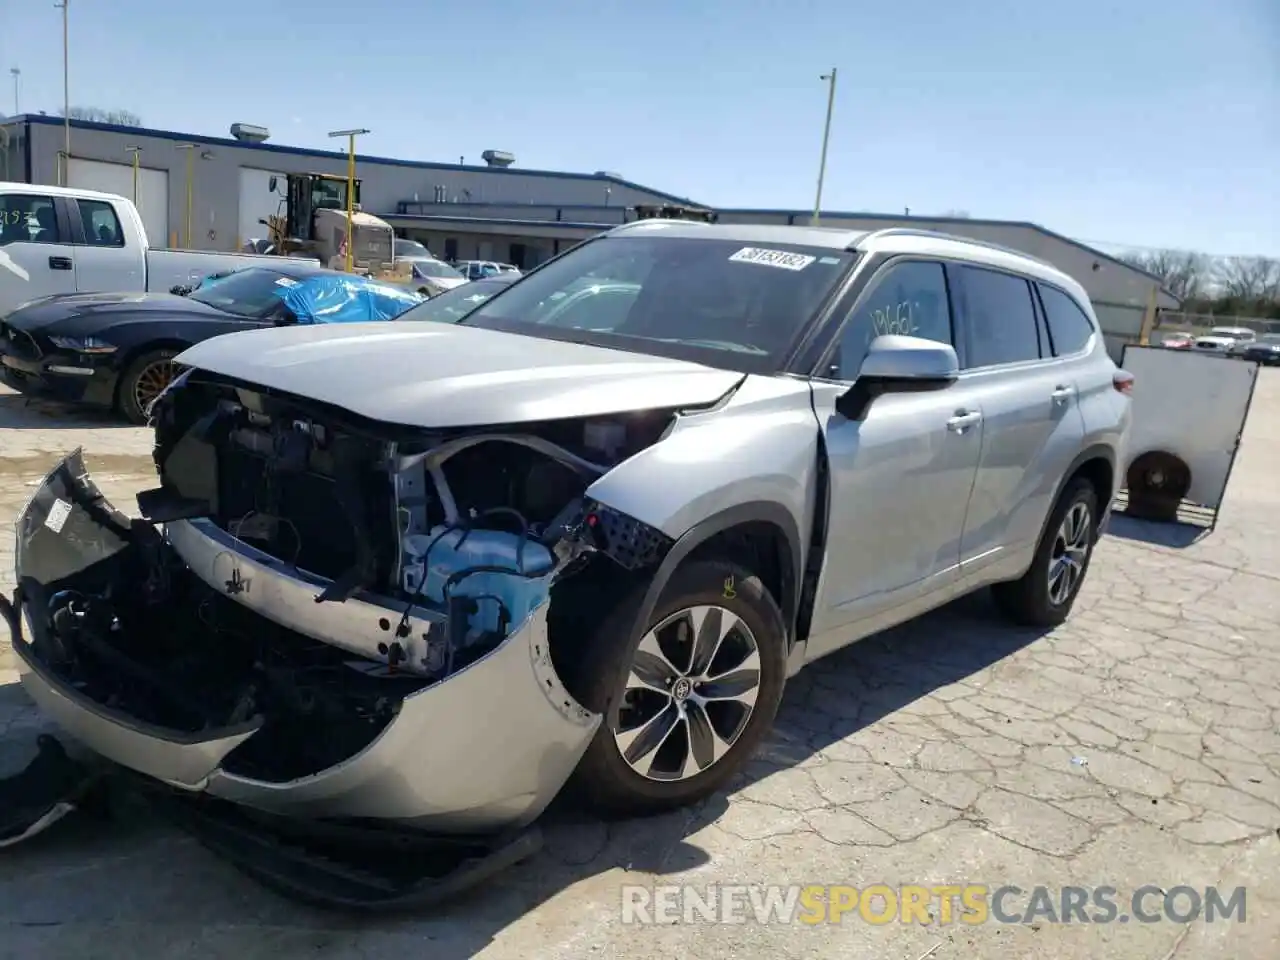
0, 263, 424, 424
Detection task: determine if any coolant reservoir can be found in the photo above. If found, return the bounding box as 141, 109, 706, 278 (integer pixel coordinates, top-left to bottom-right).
402, 526, 555, 636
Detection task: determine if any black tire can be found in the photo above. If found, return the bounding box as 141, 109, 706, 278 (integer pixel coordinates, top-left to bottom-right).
992, 476, 1100, 627
568, 559, 788, 818
117, 347, 181, 425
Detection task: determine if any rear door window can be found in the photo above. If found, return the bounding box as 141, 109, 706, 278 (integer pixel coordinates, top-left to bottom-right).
955, 266, 1042, 367
77, 199, 125, 247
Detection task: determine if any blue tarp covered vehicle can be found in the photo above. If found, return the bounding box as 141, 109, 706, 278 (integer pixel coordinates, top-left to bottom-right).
276, 273, 426, 324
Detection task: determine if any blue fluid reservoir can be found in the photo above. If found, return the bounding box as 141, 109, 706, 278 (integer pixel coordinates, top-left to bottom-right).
403, 526, 555, 639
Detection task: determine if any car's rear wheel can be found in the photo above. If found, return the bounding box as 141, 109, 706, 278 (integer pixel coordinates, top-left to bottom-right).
117, 347, 180, 425
568, 559, 787, 818
993, 476, 1099, 627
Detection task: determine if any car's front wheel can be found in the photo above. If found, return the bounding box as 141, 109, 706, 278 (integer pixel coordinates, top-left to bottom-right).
117, 347, 181, 425
569, 559, 787, 818
993, 476, 1099, 627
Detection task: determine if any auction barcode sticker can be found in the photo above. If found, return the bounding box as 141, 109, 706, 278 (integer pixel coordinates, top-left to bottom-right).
728, 247, 817, 271
44, 498, 72, 534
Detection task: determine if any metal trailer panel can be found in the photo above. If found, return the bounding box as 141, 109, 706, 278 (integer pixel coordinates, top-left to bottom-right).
1120, 344, 1258, 511
67, 157, 168, 246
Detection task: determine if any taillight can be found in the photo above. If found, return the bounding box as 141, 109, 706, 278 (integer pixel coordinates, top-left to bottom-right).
1113, 370, 1134, 395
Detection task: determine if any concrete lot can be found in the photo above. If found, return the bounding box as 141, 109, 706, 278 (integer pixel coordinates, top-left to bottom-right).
0, 373, 1277, 960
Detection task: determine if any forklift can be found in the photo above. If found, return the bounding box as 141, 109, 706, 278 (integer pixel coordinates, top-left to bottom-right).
259, 173, 396, 271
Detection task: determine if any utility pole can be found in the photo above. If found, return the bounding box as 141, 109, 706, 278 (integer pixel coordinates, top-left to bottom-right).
54, 0, 70, 184
8, 68, 18, 115
813, 67, 837, 225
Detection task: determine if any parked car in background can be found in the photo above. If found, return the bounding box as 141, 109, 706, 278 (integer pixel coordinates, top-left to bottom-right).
409, 259, 470, 297
1207, 325, 1258, 357
393, 273, 520, 323
0, 263, 422, 423
393, 238, 434, 262
6, 223, 1131, 906
1159, 331, 1194, 349
0, 182, 310, 316
1191, 334, 1234, 356
455, 259, 522, 281
1240, 333, 1280, 366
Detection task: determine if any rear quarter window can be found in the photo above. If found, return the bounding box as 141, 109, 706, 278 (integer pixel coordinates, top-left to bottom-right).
1036, 283, 1096, 355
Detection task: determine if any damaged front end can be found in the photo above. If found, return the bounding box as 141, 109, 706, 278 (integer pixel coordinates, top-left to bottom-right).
1, 368, 681, 907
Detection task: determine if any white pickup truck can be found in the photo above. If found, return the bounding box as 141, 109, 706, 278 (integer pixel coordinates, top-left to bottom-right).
0, 182, 307, 315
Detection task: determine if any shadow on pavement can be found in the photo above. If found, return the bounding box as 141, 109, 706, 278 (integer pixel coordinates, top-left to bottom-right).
1105, 513, 1211, 549
0, 392, 132, 431
0, 589, 1047, 953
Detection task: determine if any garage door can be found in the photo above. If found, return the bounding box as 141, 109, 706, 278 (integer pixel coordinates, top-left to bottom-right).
239, 167, 288, 249
67, 158, 169, 247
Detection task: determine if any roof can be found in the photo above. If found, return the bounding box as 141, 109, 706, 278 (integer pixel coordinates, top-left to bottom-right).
0, 179, 122, 202
721, 207, 1178, 299
608, 219, 869, 250
6, 113, 701, 206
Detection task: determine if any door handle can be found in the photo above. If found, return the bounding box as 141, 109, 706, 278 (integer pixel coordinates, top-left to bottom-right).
947, 410, 982, 432
48, 256, 73, 271
1051, 384, 1076, 404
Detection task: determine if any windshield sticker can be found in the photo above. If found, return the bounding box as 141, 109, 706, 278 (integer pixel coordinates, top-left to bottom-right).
728, 247, 817, 271
44, 498, 72, 534
274, 277, 298, 287
819, 256, 841, 265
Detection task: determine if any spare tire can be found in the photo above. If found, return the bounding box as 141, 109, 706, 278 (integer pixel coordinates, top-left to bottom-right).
1126, 450, 1191, 522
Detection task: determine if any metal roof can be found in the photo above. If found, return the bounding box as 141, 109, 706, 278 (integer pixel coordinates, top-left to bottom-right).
4, 113, 701, 206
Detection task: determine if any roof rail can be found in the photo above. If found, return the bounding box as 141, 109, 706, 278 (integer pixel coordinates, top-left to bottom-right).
860, 227, 1058, 270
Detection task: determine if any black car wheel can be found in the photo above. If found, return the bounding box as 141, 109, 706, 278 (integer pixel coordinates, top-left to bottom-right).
117, 347, 181, 425
993, 476, 1100, 627
568, 559, 788, 818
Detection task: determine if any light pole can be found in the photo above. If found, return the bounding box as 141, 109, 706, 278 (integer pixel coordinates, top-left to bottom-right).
125, 145, 141, 202
813, 67, 838, 225
176, 143, 197, 247
8, 68, 18, 115
54, 0, 70, 184
328, 128, 369, 273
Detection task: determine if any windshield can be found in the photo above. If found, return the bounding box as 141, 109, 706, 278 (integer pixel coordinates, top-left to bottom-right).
395, 278, 510, 323
457, 235, 855, 372
187, 267, 300, 318
413, 260, 465, 279
395, 239, 431, 258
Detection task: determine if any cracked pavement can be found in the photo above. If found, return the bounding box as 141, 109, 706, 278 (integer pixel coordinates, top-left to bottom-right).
0, 374, 1277, 959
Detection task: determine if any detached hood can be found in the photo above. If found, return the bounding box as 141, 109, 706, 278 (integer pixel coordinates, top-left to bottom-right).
5, 292, 229, 333
174, 321, 746, 428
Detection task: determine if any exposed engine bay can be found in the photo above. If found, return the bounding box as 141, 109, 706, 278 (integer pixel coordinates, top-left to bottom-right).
7, 370, 679, 783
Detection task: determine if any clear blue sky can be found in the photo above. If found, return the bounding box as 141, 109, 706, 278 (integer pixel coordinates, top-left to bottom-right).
2, 0, 1277, 256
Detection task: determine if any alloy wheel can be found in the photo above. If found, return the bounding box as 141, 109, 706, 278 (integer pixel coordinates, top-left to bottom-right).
1048, 501, 1092, 606
133, 359, 177, 416
613, 604, 762, 782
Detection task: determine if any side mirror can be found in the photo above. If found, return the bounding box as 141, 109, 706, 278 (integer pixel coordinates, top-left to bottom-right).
268, 176, 277, 193
273, 305, 299, 326
835, 335, 959, 421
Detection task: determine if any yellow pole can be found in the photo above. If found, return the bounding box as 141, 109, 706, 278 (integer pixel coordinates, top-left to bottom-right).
345, 133, 355, 273
1138, 284, 1159, 346
185, 148, 193, 247
126, 146, 140, 202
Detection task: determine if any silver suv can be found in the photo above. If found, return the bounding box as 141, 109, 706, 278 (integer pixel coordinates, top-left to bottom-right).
9, 222, 1132, 900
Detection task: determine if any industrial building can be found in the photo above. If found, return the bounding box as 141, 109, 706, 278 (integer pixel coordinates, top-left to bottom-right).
1, 113, 1176, 354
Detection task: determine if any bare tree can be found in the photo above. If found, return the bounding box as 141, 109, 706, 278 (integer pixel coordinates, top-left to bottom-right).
1117, 248, 1211, 303
1214, 256, 1280, 302
58, 106, 142, 126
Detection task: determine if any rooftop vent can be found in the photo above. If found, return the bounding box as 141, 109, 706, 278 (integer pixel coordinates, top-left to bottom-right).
481, 149, 515, 168
230, 123, 270, 143
595, 171, 622, 179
